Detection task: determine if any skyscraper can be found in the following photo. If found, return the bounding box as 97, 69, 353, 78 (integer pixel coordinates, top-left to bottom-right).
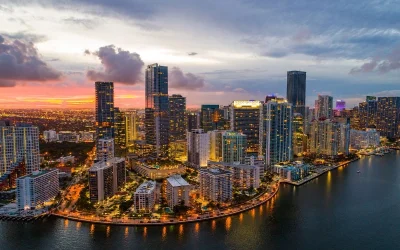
359, 98, 378, 130
316, 95, 333, 119
200, 105, 224, 132
169, 94, 186, 142
96, 138, 115, 163
287, 71, 306, 117
0, 123, 40, 176
336, 100, 346, 111
377, 97, 400, 138
145, 63, 169, 156
263, 98, 293, 166
221, 131, 247, 164
230, 100, 262, 156
125, 111, 137, 147
293, 113, 306, 156
95, 82, 114, 140
114, 107, 126, 148
187, 112, 200, 132
187, 129, 210, 168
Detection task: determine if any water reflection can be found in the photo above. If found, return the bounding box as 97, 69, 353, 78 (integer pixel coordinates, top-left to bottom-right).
106, 226, 110, 238
89, 224, 95, 236
225, 217, 231, 231
162, 226, 167, 240
194, 223, 199, 235
211, 220, 216, 232
64, 219, 69, 229
239, 213, 243, 223
124, 227, 129, 238
76, 222, 81, 231
178, 224, 183, 238
143, 227, 147, 238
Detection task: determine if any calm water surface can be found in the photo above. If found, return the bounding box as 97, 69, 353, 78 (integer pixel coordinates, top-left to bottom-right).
1, 152, 400, 250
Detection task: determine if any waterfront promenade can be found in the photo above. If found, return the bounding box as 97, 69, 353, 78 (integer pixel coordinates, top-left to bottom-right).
52, 183, 280, 226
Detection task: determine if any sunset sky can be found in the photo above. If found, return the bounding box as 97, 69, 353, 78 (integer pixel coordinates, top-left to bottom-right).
0, 0, 399, 109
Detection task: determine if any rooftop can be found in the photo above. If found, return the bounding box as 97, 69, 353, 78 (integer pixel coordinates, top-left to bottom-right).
167, 175, 190, 187
17, 169, 58, 179
89, 157, 125, 171
135, 181, 156, 194
201, 168, 231, 176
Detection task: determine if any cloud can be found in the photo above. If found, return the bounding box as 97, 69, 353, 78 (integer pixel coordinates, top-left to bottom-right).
63, 17, 97, 29
86, 45, 144, 85
188, 52, 198, 56
350, 47, 400, 74
169, 67, 205, 90
2, 31, 47, 43
0, 35, 62, 87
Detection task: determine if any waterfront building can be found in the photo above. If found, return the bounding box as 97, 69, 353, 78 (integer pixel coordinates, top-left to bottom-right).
166, 174, 191, 208
232, 164, 260, 190
125, 111, 138, 147
169, 94, 186, 142
263, 98, 293, 166
200, 105, 225, 132
43, 130, 57, 142
96, 138, 114, 163
199, 168, 232, 203
315, 95, 333, 119
359, 97, 378, 130
16, 169, 59, 210
114, 107, 126, 148
145, 63, 169, 157
0, 123, 40, 176
133, 180, 157, 212
209, 130, 247, 164
230, 100, 263, 156
377, 97, 400, 139
131, 163, 186, 180
187, 112, 200, 132
350, 128, 380, 149
286, 71, 306, 117
95, 82, 114, 140
187, 129, 210, 168
273, 164, 310, 182
89, 157, 126, 202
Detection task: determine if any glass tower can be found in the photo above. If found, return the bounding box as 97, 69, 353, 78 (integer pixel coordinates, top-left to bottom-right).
145, 63, 169, 156
169, 94, 186, 142
95, 82, 114, 140
287, 71, 306, 117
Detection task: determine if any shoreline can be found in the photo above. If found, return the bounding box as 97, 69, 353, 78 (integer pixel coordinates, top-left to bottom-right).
51, 183, 280, 227
281, 157, 360, 186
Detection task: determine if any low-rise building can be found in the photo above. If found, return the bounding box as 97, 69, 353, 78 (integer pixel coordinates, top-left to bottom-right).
16, 169, 59, 210
199, 168, 232, 203
132, 164, 186, 180
133, 181, 157, 212
273, 164, 310, 182
89, 157, 125, 202
166, 175, 191, 208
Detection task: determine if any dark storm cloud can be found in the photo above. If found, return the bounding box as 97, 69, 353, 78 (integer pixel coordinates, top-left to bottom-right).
86, 45, 144, 85
169, 67, 205, 90
0, 35, 62, 87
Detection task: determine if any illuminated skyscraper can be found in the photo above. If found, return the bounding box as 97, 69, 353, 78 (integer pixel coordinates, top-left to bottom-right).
145, 63, 169, 156
200, 105, 225, 132
187, 112, 200, 132
95, 82, 114, 140
336, 100, 346, 111
187, 129, 210, 168
169, 94, 186, 142
230, 100, 262, 156
263, 98, 293, 166
359, 97, 378, 130
125, 111, 137, 147
377, 97, 400, 138
114, 107, 126, 148
293, 113, 306, 156
287, 71, 306, 117
316, 95, 333, 119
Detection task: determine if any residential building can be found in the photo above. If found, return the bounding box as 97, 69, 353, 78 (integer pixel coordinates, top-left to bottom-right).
350, 128, 380, 149
200, 105, 225, 132
230, 100, 262, 156
43, 130, 57, 142
89, 157, 126, 202
16, 169, 59, 210
187, 112, 200, 132
209, 130, 247, 164
231, 164, 260, 190
145, 63, 169, 157
377, 97, 400, 138
96, 138, 114, 163
169, 94, 186, 142
125, 111, 138, 146
315, 95, 333, 119
133, 181, 157, 212
114, 107, 126, 148
286, 71, 306, 117
57, 131, 79, 143
95, 82, 114, 140
187, 129, 210, 168
293, 113, 306, 156
199, 168, 232, 203
0, 123, 40, 175
166, 174, 191, 208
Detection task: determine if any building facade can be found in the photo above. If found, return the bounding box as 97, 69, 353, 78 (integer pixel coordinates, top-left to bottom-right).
350, 128, 380, 149
200, 105, 225, 132
133, 181, 157, 212
187, 129, 210, 168
145, 63, 169, 157
199, 168, 232, 203
286, 71, 306, 117
316, 95, 333, 119
169, 94, 186, 142
95, 82, 114, 140
166, 174, 191, 208
96, 138, 115, 163
125, 111, 138, 147
377, 97, 400, 138
114, 107, 126, 148
187, 112, 200, 132
16, 169, 59, 210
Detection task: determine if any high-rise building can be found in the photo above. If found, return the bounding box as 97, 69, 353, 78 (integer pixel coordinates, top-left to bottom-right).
133, 180, 157, 212
287, 71, 306, 117
89, 157, 126, 202
96, 138, 114, 163
166, 174, 191, 208
145, 63, 169, 157
187, 112, 200, 132
230, 100, 262, 156
169, 94, 186, 142
377, 97, 400, 138
187, 129, 210, 168
95, 82, 114, 140
0, 123, 40, 176
350, 128, 380, 149
208, 130, 247, 164
16, 169, 59, 210
293, 113, 306, 156
200, 105, 225, 132
125, 111, 137, 147
336, 100, 346, 111
263, 98, 293, 166
316, 95, 333, 119
114, 107, 126, 148
199, 168, 232, 203
231, 164, 260, 190
359, 98, 378, 130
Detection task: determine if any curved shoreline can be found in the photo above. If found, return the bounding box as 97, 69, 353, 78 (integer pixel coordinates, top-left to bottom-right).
51, 184, 280, 227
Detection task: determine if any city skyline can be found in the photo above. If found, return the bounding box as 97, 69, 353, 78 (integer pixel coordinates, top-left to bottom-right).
0, 1, 399, 109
